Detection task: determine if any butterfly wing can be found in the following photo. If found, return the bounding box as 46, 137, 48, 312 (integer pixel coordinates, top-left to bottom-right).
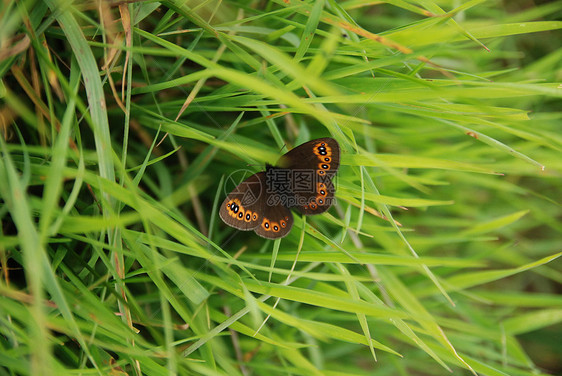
276, 138, 340, 215
277, 137, 340, 176
219, 172, 265, 231
293, 175, 336, 215
253, 198, 293, 239
220, 172, 294, 238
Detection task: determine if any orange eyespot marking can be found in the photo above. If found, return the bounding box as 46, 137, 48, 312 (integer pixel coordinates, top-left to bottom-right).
237, 207, 245, 220
310, 202, 317, 210
280, 219, 287, 228
317, 170, 325, 176
253, 213, 258, 221
318, 162, 330, 170
227, 199, 244, 218
262, 218, 271, 231
314, 142, 332, 159
244, 211, 252, 222
317, 197, 325, 205
272, 222, 280, 232
317, 182, 328, 197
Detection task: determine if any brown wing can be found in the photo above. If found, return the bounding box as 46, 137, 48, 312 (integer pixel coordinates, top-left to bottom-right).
292, 176, 336, 215
276, 138, 340, 215
253, 195, 293, 239
219, 172, 265, 231
277, 137, 340, 175
220, 172, 294, 238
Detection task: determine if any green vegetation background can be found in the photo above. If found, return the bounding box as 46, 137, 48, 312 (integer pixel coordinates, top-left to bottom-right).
0, 0, 561, 375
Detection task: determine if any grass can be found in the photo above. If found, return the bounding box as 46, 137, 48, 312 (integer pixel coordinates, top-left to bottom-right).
1, 0, 561, 375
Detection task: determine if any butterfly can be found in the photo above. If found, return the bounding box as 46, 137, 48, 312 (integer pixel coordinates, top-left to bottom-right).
219, 138, 340, 239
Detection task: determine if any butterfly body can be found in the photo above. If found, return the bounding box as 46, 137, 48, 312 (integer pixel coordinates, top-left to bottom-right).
220, 138, 340, 239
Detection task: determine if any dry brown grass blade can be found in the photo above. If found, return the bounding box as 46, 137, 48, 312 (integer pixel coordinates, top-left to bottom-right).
119, 3, 132, 103
0, 34, 30, 61
0, 107, 17, 141
99, 0, 126, 113
28, 47, 48, 147
276, 0, 412, 53
276, 0, 459, 79
10, 65, 54, 140
10, 65, 80, 152
40, 37, 65, 101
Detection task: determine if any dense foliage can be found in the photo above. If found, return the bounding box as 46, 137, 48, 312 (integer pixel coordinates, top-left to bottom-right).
1, 1, 561, 375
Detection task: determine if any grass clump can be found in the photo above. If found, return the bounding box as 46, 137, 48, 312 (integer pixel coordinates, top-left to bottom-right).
1, 1, 561, 375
